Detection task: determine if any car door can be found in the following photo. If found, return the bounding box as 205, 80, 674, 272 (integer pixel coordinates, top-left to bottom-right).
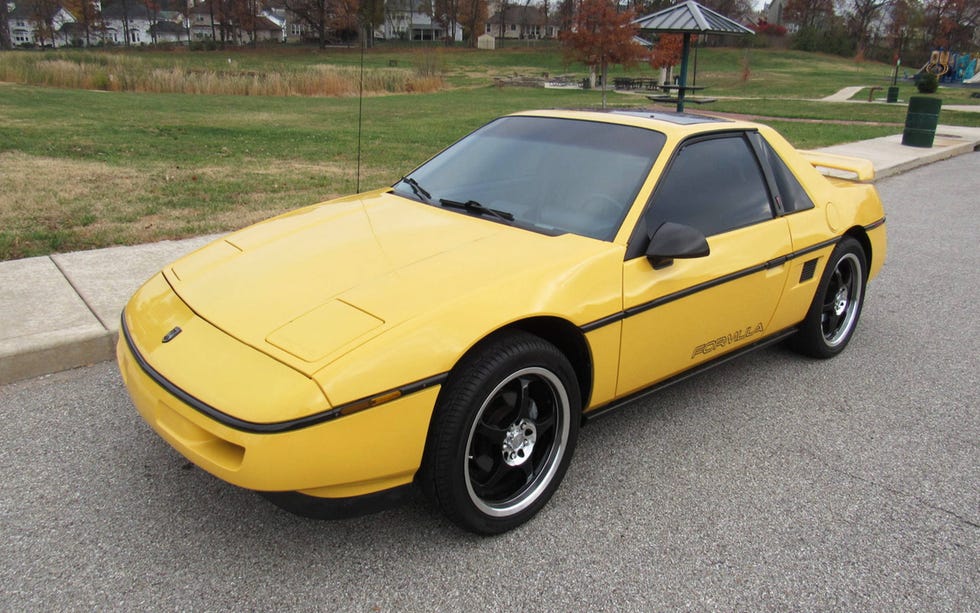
616, 131, 793, 396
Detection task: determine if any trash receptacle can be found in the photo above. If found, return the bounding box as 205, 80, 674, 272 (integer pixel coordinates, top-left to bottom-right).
886, 86, 899, 103
902, 96, 942, 147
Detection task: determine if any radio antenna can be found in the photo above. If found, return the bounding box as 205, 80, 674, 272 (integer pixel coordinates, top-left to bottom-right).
355, 27, 365, 193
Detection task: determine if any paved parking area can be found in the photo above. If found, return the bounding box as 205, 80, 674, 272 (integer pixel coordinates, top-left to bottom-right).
1, 154, 977, 610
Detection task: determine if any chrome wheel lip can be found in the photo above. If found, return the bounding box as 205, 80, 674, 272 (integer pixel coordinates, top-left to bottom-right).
822, 252, 863, 348
463, 366, 570, 518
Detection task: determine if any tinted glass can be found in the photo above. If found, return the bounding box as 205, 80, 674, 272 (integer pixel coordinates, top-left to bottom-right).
394, 116, 666, 240
762, 141, 815, 213
646, 135, 774, 237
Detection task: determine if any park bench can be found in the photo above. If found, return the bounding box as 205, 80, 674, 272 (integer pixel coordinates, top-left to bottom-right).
647, 95, 717, 105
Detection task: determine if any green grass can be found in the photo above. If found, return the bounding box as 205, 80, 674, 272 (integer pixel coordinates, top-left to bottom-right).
1, 44, 978, 260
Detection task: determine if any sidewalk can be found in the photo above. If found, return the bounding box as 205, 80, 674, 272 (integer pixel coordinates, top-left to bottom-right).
3, 125, 980, 385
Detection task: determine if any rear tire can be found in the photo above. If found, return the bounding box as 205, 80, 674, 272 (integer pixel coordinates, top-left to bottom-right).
791, 236, 867, 359
422, 331, 580, 534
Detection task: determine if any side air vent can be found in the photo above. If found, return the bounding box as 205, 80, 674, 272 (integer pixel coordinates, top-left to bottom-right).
800, 258, 818, 282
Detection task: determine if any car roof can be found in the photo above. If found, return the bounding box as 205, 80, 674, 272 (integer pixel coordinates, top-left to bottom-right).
510, 109, 764, 139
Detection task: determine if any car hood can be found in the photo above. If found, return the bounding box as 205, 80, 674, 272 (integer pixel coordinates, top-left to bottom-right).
164, 190, 608, 377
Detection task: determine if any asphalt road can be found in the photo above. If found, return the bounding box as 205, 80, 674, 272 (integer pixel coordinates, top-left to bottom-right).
1, 153, 978, 611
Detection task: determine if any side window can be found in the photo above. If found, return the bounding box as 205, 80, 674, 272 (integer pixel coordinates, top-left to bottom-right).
761, 142, 815, 213
647, 134, 774, 237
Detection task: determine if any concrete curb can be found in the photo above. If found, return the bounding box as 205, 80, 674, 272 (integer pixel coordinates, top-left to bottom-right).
815, 125, 980, 181
2, 126, 980, 386
1, 235, 220, 385
0, 326, 116, 386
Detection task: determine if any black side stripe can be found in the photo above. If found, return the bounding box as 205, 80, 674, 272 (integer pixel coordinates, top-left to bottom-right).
584, 327, 798, 422
581, 236, 844, 333
864, 217, 886, 231
120, 314, 447, 434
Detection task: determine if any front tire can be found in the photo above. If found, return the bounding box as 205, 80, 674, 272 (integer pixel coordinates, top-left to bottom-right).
791, 236, 867, 359
423, 331, 580, 534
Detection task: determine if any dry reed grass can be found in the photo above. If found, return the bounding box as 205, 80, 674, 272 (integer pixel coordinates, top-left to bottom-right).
0, 53, 444, 96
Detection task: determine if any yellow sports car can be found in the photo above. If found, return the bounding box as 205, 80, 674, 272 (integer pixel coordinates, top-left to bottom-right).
118, 110, 886, 534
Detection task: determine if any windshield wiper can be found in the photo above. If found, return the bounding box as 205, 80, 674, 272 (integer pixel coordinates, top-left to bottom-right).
439, 198, 515, 223
400, 176, 432, 202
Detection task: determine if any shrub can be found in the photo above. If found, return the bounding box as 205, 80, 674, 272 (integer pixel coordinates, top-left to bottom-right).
914, 72, 938, 94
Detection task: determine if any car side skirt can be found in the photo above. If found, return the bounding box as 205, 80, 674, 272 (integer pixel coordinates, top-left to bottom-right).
582, 327, 798, 423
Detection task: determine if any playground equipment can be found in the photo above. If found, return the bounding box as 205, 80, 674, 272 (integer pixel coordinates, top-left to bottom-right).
920, 50, 980, 83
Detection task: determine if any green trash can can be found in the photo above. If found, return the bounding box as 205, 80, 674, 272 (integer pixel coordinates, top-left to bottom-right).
886, 86, 899, 103
902, 96, 942, 148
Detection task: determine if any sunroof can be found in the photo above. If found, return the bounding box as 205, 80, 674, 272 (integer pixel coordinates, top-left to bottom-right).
610, 110, 729, 125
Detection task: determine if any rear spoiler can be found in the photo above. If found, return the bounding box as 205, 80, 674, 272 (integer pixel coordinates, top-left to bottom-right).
799, 151, 875, 182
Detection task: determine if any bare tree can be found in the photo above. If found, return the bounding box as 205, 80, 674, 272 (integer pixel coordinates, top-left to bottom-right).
285, 0, 330, 46
841, 0, 894, 53
359, 0, 384, 45
784, 0, 835, 28
29, 0, 62, 46
884, 0, 923, 55
64, 0, 101, 46
1, 0, 13, 49
433, 0, 459, 43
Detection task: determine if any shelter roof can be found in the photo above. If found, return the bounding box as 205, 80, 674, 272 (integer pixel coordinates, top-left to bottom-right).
633, 0, 754, 35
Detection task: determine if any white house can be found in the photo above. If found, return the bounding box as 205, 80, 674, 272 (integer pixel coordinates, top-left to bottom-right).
486, 5, 559, 40
101, 1, 155, 45
377, 2, 463, 42
7, 1, 76, 47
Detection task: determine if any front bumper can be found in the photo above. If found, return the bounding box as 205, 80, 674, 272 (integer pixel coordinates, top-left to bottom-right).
117, 276, 439, 500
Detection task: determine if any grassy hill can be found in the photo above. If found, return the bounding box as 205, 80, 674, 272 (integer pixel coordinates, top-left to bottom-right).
0, 45, 977, 259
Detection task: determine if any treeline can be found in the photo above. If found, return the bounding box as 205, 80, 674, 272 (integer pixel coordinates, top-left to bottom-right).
767, 0, 977, 65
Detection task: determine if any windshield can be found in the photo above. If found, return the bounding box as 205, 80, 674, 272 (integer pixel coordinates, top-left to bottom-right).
393, 116, 666, 241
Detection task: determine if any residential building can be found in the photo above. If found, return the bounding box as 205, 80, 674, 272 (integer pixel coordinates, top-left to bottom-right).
7, 1, 76, 46
486, 5, 558, 40
376, 0, 462, 41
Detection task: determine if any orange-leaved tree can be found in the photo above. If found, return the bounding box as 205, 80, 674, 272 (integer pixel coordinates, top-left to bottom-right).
559, 0, 642, 108
649, 33, 690, 84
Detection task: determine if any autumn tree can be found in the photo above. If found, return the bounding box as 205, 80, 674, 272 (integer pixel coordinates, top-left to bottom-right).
649, 33, 685, 83
458, 0, 488, 46
924, 0, 980, 49
433, 0, 460, 43
229, 0, 257, 44
560, 0, 642, 108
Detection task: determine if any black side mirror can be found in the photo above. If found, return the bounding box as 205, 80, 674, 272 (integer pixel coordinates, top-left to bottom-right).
645, 222, 710, 269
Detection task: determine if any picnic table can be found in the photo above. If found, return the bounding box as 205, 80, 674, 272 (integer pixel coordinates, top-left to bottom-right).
646, 84, 716, 106
613, 77, 662, 91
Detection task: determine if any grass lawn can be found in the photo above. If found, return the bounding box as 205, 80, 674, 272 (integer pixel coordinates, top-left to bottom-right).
1, 44, 978, 260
